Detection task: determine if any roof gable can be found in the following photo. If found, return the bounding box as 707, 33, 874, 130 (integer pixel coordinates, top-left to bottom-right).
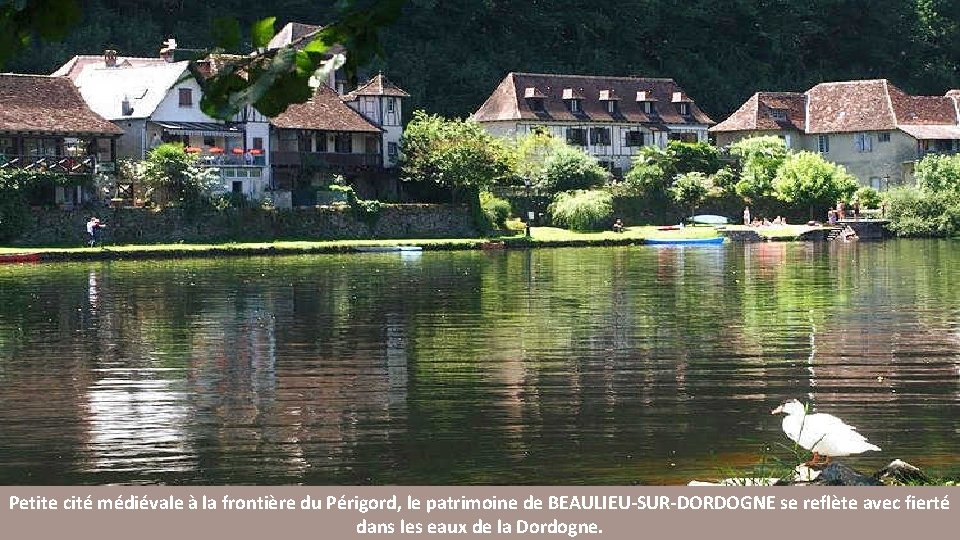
805, 79, 897, 134
270, 83, 381, 132
710, 92, 805, 133
472, 72, 713, 125
0, 74, 122, 135
345, 73, 410, 99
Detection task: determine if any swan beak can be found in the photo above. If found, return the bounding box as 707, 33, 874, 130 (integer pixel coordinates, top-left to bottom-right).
771, 405, 783, 415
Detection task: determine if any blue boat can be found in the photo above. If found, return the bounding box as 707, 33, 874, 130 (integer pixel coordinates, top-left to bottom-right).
645, 237, 725, 245
689, 214, 729, 225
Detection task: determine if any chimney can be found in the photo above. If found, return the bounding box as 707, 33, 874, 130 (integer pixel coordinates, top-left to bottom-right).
104, 49, 118, 67
159, 38, 177, 62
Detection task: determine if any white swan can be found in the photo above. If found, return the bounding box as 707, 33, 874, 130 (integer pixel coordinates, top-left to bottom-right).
771, 399, 880, 464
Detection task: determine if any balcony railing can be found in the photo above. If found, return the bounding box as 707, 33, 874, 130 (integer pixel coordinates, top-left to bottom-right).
194, 153, 266, 167
271, 151, 381, 169
0, 154, 96, 174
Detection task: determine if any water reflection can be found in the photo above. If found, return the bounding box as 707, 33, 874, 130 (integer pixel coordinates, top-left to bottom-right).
0, 241, 957, 485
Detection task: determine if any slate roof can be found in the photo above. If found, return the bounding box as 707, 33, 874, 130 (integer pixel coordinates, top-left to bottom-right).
270, 83, 381, 132
709, 92, 806, 132
472, 72, 714, 126
0, 74, 122, 135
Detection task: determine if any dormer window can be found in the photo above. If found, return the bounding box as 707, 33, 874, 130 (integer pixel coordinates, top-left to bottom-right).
636, 91, 658, 115
599, 90, 619, 114
770, 108, 787, 120
524, 87, 547, 113
672, 91, 692, 116
678, 102, 690, 116
562, 88, 585, 114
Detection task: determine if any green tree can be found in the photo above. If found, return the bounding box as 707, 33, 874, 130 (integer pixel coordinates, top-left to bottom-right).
730, 136, 788, 202
666, 141, 724, 175
399, 110, 511, 189
914, 152, 960, 194
541, 145, 608, 192
773, 151, 858, 219
548, 189, 614, 232
509, 131, 567, 186
140, 143, 224, 207
669, 172, 709, 217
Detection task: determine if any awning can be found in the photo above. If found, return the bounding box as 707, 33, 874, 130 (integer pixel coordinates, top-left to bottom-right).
153, 121, 242, 137
899, 124, 960, 140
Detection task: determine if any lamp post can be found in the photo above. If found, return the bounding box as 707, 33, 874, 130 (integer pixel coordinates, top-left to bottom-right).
524, 177, 532, 237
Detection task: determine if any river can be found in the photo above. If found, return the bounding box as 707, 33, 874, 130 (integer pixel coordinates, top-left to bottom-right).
0, 240, 957, 485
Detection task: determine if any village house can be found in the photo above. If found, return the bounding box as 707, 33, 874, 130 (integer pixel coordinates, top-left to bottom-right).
54, 43, 272, 200
0, 73, 122, 207
472, 72, 714, 176
711, 80, 960, 188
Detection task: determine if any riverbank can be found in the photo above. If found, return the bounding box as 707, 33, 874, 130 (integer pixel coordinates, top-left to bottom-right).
0, 224, 826, 262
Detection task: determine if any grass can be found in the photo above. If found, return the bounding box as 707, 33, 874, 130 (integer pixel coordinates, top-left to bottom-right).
0, 222, 835, 261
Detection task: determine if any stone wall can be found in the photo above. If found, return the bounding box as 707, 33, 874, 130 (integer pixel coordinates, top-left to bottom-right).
13, 204, 479, 246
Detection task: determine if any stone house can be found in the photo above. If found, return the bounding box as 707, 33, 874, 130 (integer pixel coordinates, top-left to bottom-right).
472, 72, 714, 176
711, 80, 960, 188
0, 73, 122, 207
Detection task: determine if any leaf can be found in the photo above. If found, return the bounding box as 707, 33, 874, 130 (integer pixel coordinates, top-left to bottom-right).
251, 17, 276, 49
212, 17, 241, 51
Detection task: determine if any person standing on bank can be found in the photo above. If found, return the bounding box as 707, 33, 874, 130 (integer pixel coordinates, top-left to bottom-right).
743, 206, 751, 226
86, 217, 105, 247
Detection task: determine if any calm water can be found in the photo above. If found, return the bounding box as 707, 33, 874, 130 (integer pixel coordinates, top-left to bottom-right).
0, 241, 958, 485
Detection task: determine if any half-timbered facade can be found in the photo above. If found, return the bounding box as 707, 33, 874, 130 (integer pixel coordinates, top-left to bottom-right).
344, 73, 409, 168
472, 73, 714, 175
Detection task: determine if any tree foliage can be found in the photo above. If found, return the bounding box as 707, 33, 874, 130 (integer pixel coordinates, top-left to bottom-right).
541, 145, 608, 193
548, 189, 614, 232
730, 136, 788, 201
773, 151, 858, 217
139, 143, 224, 207
7, 1, 959, 124
914, 152, 960, 194
669, 172, 709, 217
399, 110, 510, 188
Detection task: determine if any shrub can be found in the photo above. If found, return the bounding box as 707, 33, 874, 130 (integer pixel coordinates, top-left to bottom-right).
541, 145, 608, 192
773, 151, 858, 220
854, 186, 881, 209
549, 189, 614, 232
479, 190, 512, 229
915, 153, 960, 194
883, 186, 960, 237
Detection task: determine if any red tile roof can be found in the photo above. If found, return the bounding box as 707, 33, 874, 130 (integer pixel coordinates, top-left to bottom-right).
710, 92, 806, 132
805, 80, 898, 133
472, 72, 713, 125
270, 83, 381, 132
0, 74, 122, 136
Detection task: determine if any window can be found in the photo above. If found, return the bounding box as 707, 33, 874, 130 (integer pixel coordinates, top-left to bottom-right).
232, 181, 243, 194
388, 142, 398, 160
818, 135, 830, 153
178, 88, 193, 107
855, 133, 873, 152
770, 108, 787, 120
590, 127, 611, 146
252, 137, 263, 150
387, 97, 395, 113
334, 133, 352, 153
316, 132, 328, 152
569, 99, 581, 113
878, 132, 891, 143
566, 128, 586, 146
298, 132, 313, 152
668, 132, 698, 143
528, 98, 545, 112
625, 130, 645, 147
642, 102, 653, 114
677, 102, 690, 116
203, 136, 216, 147
606, 101, 617, 114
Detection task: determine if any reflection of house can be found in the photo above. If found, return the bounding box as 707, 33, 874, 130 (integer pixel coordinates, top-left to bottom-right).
0, 73, 122, 207
472, 72, 714, 175
54, 47, 272, 199
711, 80, 960, 188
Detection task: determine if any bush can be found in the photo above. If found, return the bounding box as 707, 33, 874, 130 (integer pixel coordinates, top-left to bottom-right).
0, 173, 28, 241
773, 151, 858, 220
854, 186, 881, 209
915, 153, 960, 194
730, 136, 788, 201
670, 172, 709, 217
541, 145, 608, 192
479, 190, 511, 229
549, 190, 614, 232
883, 186, 960, 237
